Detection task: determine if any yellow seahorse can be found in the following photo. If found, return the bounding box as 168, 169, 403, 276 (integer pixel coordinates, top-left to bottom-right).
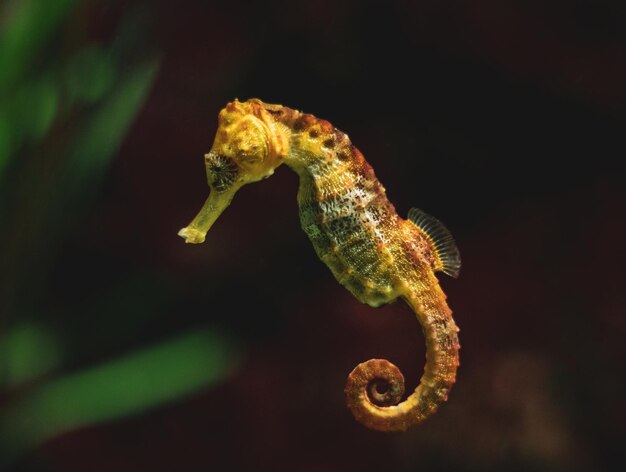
178, 98, 461, 432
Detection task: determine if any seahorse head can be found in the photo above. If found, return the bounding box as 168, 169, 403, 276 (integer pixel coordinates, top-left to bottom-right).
178, 99, 288, 244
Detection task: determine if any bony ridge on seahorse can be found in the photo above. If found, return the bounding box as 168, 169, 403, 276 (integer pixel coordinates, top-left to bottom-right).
179, 98, 461, 432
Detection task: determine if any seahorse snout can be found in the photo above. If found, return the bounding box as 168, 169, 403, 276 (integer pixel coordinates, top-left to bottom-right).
178, 185, 239, 244
177, 227, 206, 244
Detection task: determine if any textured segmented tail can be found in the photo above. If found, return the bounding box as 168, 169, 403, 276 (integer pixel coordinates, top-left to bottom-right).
344, 290, 460, 432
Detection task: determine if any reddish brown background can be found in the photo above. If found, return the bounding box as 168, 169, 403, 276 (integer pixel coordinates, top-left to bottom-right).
5, 0, 626, 470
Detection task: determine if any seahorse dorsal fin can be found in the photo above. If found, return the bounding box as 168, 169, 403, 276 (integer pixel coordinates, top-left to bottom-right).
407, 207, 461, 278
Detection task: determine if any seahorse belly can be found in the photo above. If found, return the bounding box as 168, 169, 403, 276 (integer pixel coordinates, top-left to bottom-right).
298, 178, 399, 307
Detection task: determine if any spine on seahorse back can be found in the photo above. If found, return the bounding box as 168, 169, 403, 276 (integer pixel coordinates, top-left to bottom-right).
270, 105, 461, 432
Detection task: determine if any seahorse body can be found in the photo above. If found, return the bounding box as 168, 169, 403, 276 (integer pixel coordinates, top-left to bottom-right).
179, 99, 461, 432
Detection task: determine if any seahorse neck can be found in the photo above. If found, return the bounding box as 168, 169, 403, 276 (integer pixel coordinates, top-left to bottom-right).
279, 113, 367, 198
283, 140, 337, 179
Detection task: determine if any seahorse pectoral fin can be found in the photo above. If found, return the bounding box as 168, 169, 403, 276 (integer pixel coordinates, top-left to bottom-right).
178, 187, 238, 244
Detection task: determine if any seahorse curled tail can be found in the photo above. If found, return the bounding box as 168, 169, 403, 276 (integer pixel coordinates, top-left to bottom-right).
345, 290, 460, 431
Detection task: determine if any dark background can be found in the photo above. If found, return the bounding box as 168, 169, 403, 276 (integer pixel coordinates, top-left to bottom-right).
1, 0, 625, 471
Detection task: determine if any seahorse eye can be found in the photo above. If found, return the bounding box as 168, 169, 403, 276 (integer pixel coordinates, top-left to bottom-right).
204, 152, 239, 192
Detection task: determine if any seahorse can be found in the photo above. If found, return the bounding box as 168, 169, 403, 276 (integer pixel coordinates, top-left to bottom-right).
178, 98, 461, 432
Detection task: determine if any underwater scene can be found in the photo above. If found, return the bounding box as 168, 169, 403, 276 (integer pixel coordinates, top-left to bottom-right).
1, 1, 624, 470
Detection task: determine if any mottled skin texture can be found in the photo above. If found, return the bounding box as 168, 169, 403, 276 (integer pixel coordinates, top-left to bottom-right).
179, 98, 460, 432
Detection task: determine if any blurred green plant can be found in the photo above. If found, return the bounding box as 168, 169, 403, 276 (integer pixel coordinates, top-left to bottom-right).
0, 321, 62, 387
0, 327, 241, 466
0, 0, 242, 465
0, 0, 74, 173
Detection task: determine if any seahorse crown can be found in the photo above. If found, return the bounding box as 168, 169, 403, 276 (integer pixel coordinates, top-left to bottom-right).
209, 99, 289, 183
